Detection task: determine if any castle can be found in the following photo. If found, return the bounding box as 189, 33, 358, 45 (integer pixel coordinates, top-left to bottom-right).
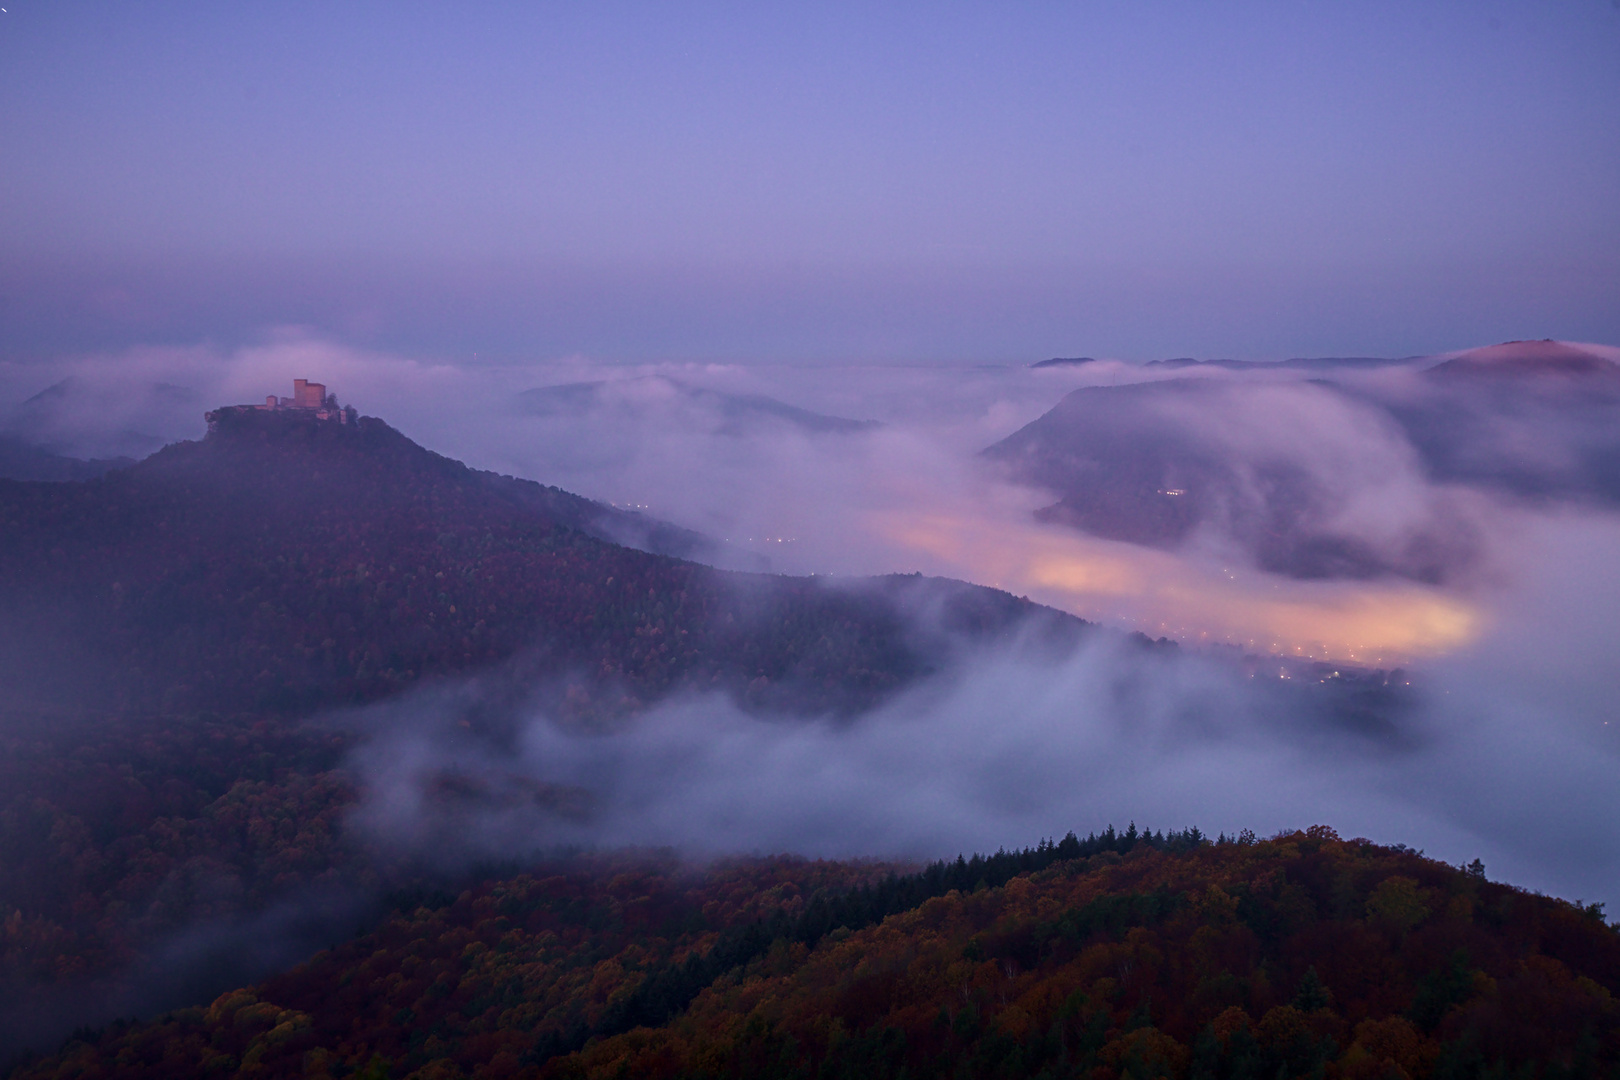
260, 378, 351, 420
205, 379, 358, 431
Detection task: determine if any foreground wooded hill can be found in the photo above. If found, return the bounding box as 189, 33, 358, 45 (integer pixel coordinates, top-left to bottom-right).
0, 407, 1076, 716
13, 828, 1617, 1080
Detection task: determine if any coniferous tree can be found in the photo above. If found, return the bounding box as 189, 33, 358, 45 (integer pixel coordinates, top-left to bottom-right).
1292, 966, 1332, 1011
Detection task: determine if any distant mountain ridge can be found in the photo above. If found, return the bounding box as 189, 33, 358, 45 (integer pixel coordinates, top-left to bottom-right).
516, 375, 880, 435
1424, 338, 1620, 378
1147, 355, 1410, 371
986, 340, 1620, 582
2, 375, 185, 462
981, 379, 1456, 582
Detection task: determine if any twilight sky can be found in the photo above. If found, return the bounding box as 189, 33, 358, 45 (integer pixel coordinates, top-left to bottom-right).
2, 2, 1618, 362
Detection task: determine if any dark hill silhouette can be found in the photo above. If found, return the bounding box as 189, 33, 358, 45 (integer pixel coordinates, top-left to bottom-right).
1391, 341, 1620, 504
986, 342, 1620, 581
0, 406, 1077, 716
1425, 339, 1620, 380
982, 379, 1469, 582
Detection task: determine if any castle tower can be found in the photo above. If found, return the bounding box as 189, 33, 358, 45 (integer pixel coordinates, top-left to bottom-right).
292, 379, 326, 409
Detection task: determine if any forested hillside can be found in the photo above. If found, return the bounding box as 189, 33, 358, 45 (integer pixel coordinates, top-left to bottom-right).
12, 828, 1617, 1079
0, 406, 1457, 1076
0, 406, 1094, 1053
0, 711, 358, 998
0, 407, 1077, 716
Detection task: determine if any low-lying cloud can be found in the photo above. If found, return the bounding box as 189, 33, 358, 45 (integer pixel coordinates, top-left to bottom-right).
6, 332, 1620, 912
336, 597, 1620, 914
11, 334, 1616, 665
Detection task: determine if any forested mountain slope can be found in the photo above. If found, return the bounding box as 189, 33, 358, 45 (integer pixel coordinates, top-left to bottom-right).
12, 828, 1617, 1079
0, 407, 1077, 716
0, 405, 1424, 1070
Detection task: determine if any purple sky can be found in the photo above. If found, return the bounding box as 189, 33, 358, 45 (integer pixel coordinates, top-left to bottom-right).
2, 2, 1617, 362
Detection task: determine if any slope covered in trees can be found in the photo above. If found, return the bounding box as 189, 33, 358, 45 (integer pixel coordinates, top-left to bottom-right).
0, 405, 1096, 1041
0, 710, 359, 1001
0, 403, 1453, 1075
0, 407, 1078, 716
0, 405, 1411, 1061
11, 828, 1617, 1079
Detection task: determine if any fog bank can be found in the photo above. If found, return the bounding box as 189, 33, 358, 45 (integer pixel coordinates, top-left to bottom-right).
339, 596, 1620, 914
7, 334, 1620, 911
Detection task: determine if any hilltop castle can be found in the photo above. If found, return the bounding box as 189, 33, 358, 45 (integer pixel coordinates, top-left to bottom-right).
205, 379, 358, 431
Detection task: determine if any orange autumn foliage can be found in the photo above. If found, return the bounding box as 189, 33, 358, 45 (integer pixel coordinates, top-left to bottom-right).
14, 828, 1619, 1080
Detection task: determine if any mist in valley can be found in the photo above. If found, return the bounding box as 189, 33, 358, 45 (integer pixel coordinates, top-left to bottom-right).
6, 334, 1617, 915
